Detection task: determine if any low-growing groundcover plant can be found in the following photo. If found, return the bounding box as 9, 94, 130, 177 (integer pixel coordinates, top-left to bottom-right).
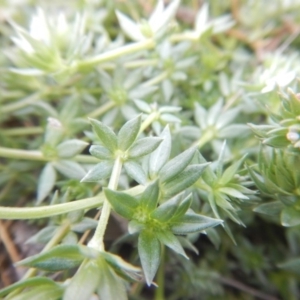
0, 0, 300, 299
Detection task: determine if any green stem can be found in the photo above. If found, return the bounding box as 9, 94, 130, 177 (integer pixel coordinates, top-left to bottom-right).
155, 245, 165, 300
192, 128, 216, 149
124, 59, 158, 69
1, 93, 41, 114
0, 127, 43, 136
86, 100, 116, 119
0, 146, 98, 164
142, 71, 169, 87
88, 155, 123, 251
77, 39, 155, 69
0, 195, 104, 220
139, 112, 158, 134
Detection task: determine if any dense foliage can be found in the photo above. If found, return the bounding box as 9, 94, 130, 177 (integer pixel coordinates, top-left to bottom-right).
0, 0, 300, 299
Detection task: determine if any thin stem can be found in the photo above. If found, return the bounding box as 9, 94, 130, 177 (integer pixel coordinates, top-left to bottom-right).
77, 39, 155, 69
0, 127, 43, 136
88, 155, 123, 251
1, 93, 41, 114
0, 195, 104, 220
86, 100, 116, 119
142, 71, 169, 87
139, 112, 158, 134
0, 146, 98, 164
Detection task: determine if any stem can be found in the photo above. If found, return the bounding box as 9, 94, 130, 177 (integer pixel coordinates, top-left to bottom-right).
0, 195, 104, 220
192, 128, 216, 149
139, 112, 158, 134
0, 146, 98, 164
77, 39, 155, 69
142, 71, 169, 87
86, 100, 116, 119
124, 59, 158, 69
1, 93, 41, 114
0, 127, 43, 136
88, 156, 123, 251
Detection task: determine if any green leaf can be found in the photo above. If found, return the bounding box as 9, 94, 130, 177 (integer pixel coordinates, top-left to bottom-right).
118, 115, 141, 151
219, 154, 247, 185
97, 257, 127, 300
159, 146, 197, 183
0, 277, 59, 298
128, 137, 163, 159
124, 161, 147, 184
218, 187, 249, 200
16, 245, 97, 271
71, 217, 98, 233
104, 188, 139, 219
53, 160, 86, 179
140, 180, 159, 212
37, 163, 56, 204
128, 220, 145, 234
12, 284, 63, 300
89, 145, 112, 160
89, 118, 117, 152
281, 206, 300, 227
81, 161, 114, 182
253, 201, 284, 216
163, 163, 209, 198
26, 226, 58, 244
56, 139, 88, 158
156, 230, 188, 259
171, 211, 223, 234
101, 252, 142, 282
149, 126, 171, 178
63, 260, 101, 300
138, 230, 161, 286
278, 258, 300, 275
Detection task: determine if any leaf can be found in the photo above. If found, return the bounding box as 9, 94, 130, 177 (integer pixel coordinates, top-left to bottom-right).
128, 137, 163, 159
149, 126, 171, 178
63, 260, 101, 300
219, 154, 247, 185
56, 139, 88, 158
53, 160, 86, 179
118, 115, 141, 151
281, 206, 300, 227
171, 211, 223, 234
81, 161, 114, 182
71, 217, 98, 233
140, 180, 159, 212
37, 163, 56, 204
218, 187, 249, 200
138, 230, 161, 286
124, 161, 147, 184
89, 118, 117, 152
163, 163, 210, 198
253, 201, 284, 216
278, 258, 300, 275
116, 10, 144, 42
101, 252, 142, 282
12, 284, 63, 300
97, 257, 127, 300
16, 245, 95, 271
159, 146, 197, 183
104, 188, 139, 219
26, 226, 58, 244
128, 220, 145, 234
89, 145, 112, 160
0, 277, 59, 298
156, 230, 188, 259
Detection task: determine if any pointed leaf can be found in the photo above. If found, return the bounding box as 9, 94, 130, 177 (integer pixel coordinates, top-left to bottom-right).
53, 160, 86, 179
128, 137, 163, 159
81, 161, 114, 182
171, 211, 223, 234
281, 206, 300, 227
118, 115, 141, 151
89, 145, 112, 160
159, 146, 197, 183
140, 180, 159, 212
218, 187, 249, 200
56, 139, 88, 158
149, 126, 171, 178
89, 118, 117, 152
278, 258, 300, 275
163, 163, 210, 198
138, 230, 161, 286
156, 231, 188, 259
37, 163, 56, 204
104, 188, 139, 219
253, 201, 283, 216
124, 160, 147, 184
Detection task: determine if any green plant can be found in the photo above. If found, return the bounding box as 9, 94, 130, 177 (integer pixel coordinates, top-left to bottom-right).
0, 0, 300, 299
